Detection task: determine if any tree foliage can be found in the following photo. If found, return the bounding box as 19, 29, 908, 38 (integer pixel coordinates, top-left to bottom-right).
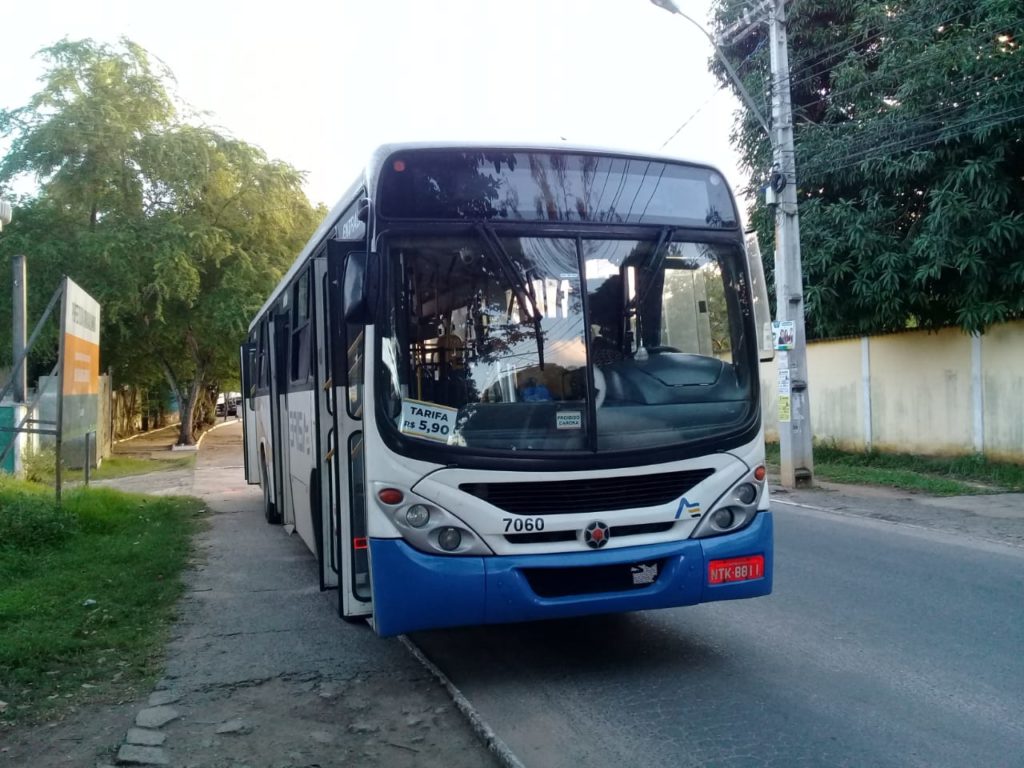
710, 0, 1024, 337
0, 38, 322, 442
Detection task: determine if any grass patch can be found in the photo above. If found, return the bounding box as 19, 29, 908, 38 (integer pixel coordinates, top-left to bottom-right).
0, 476, 203, 725
22, 449, 195, 485
765, 442, 1024, 495
66, 454, 196, 482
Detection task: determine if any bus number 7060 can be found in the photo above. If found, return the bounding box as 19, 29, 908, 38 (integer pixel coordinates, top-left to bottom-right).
503, 517, 545, 533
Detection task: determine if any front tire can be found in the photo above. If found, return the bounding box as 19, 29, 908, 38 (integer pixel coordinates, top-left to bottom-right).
261, 454, 281, 525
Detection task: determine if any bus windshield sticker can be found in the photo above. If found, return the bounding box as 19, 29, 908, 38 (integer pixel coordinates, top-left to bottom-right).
400, 399, 458, 442
556, 411, 582, 430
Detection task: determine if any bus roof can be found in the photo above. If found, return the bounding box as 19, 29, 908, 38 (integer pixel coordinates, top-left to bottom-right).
247, 141, 731, 332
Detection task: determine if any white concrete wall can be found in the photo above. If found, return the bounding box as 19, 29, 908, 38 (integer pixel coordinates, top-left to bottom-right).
761, 320, 1024, 461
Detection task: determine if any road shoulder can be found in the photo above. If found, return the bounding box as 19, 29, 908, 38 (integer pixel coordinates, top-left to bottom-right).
771, 479, 1024, 549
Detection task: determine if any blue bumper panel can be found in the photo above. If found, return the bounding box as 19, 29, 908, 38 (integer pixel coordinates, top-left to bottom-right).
369, 511, 773, 637
368, 540, 486, 637
700, 511, 773, 602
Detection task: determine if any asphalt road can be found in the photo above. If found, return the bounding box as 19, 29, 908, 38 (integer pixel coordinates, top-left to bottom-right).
412, 503, 1024, 768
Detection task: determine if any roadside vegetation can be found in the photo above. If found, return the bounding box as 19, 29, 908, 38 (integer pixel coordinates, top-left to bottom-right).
713, 0, 1024, 338
0, 477, 203, 725
0, 39, 323, 447
766, 442, 1024, 495
21, 447, 196, 485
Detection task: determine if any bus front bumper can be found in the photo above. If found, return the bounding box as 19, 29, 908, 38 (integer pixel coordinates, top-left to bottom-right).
368, 511, 772, 637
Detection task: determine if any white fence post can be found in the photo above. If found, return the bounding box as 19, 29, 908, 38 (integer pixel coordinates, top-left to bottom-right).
861, 336, 872, 451
971, 334, 984, 454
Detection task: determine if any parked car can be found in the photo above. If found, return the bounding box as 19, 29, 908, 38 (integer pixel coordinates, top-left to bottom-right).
215, 394, 241, 417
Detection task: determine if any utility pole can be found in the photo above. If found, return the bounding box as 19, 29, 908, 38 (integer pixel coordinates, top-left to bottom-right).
768, 0, 813, 486
13, 256, 27, 403
647, 0, 814, 487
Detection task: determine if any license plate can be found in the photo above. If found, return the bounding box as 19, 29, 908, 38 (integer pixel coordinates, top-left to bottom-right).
707, 555, 764, 584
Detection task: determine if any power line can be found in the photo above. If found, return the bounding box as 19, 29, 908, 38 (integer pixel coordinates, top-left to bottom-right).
661, 36, 768, 150
797, 74, 1024, 154
660, 87, 726, 149
802, 104, 1024, 177
782, 7, 981, 91
787, 20, 1024, 116
797, 72, 1024, 146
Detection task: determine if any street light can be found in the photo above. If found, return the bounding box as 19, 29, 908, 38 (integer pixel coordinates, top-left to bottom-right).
647, 0, 772, 141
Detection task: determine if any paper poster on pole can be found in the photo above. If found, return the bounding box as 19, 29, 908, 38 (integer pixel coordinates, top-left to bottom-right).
777, 368, 791, 395
778, 394, 792, 423
772, 320, 795, 350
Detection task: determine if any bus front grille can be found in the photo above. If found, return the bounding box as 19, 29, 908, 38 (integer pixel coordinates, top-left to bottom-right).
462, 469, 714, 515
503, 521, 675, 545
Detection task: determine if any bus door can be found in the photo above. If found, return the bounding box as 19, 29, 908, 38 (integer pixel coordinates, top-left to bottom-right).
323, 240, 372, 619
285, 268, 318, 555
239, 342, 259, 484
268, 305, 293, 524
311, 255, 337, 590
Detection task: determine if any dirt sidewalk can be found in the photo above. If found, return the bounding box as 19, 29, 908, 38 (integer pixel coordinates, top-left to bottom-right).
1, 421, 497, 768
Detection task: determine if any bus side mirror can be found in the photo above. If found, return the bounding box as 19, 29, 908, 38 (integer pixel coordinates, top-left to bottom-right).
341, 251, 377, 325
745, 233, 775, 362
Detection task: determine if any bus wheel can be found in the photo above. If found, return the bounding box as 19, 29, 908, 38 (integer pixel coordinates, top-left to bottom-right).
261, 456, 281, 525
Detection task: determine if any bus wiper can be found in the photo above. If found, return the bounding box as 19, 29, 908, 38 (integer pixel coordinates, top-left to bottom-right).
635, 226, 675, 308
628, 227, 675, 353
476, 224, 546, 369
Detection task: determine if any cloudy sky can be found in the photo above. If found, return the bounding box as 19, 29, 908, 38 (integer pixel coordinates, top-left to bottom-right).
1, 0, 747, 209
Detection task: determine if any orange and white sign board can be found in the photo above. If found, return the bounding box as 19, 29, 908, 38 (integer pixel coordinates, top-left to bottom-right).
58, 278, 101, 445
61, 279, 101, 397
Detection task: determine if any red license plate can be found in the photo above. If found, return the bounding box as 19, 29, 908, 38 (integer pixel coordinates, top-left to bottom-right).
708, 555, 764, 584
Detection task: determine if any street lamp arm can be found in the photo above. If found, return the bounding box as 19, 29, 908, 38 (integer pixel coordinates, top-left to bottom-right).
648, 0, 773, 142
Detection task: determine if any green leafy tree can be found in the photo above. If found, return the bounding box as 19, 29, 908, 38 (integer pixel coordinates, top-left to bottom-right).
0, 38, 321, 444
710, 0, 1024, 337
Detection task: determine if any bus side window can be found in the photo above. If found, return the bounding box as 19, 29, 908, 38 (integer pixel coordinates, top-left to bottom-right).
246, 342, 257, 410
291, 270, 313, 385
346, 325, 364, 419
256, 320, 269, 392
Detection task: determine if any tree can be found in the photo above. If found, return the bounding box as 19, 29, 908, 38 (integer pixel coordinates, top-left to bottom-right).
0, 38, 321, 444
709, 0, 1024, 337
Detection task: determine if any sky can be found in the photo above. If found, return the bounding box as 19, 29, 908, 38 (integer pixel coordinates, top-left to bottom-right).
0, 0, 748, 211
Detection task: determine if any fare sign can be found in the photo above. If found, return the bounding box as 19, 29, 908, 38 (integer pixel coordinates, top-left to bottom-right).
400, 399, 458, 442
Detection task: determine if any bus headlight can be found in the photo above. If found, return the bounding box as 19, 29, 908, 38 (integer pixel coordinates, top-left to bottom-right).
406, 504, 431, 528
711, 507, 735, 529
437, 527, 463, 551
690, 469, 765, 540
385, 492, 493, 556
734, 482, 758, 505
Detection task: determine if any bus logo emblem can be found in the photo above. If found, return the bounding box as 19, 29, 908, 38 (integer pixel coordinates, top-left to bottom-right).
584, 521, 610, 549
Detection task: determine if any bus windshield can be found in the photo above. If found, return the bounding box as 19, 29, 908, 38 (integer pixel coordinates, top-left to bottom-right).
377, 232, 755, 454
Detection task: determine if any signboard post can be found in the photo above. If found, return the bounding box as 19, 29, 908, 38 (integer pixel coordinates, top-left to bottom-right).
55, 278, 101, 500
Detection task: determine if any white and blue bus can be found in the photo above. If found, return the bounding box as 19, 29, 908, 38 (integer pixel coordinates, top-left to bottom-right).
241, 142, 775, 637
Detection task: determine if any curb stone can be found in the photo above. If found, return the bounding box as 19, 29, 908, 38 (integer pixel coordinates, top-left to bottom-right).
215, 717, 250, 735
115, 744, 170, 766
135, 705, 180, 729
126, 728, 166, 746
147, 691, 180, 707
